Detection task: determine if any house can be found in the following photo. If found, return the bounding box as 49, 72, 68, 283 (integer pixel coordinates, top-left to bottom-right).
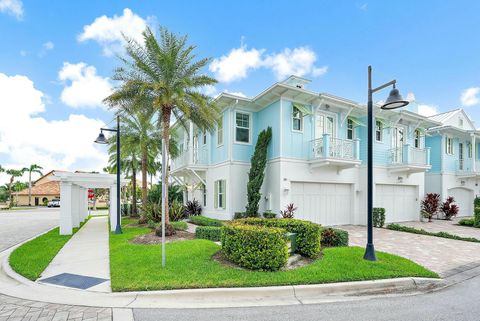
171, 76, 439, 226
15, 170, 62, 206
425, 109, 480, 217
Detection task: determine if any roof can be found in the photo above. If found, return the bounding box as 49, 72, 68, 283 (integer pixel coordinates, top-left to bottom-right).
32, 170, 66, 185
428, 109, 461, 123
17, 181, 59, 196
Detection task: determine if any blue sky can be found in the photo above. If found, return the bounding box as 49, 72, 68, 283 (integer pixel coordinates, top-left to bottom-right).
1, 0, 480, 183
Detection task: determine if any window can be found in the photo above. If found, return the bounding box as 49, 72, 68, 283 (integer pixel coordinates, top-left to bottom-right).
292, 106, 303, 131
468, 142, 473, 158
217, 117, 223, 146
347, 118, 354, 140
202, 183, 207, 206
214, 180, 226, 209
202, 130, 207, 145
235, 111, 250, 143
414, 129, 421, 148
375, 120, 383, 142
445, 137, 454, 155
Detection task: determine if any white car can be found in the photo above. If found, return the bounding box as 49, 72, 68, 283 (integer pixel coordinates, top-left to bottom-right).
47, 199, 60, 207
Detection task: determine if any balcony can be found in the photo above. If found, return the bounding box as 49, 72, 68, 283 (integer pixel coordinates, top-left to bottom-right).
455, 159, 480, 177
388, 145, 431, 174
309, 134, 361, 170
171, 146, 208, 173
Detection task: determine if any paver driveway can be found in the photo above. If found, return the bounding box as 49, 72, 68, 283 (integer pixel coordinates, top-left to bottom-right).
401, 218, 480, 239
342, 225, 480, 277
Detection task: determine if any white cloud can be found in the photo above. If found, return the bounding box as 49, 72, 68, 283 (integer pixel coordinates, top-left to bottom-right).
58, 62, 112, 109
43, 41, 54, 50
78, 8, 150, 56
461, 87, 480, 107
0, 73, 108, 184
418, 104, 438, 117
406, 92, 416, 102
0, 0, 23, 19
209, 45, 265, 83
19, 50, 27, 57
264, 47, 328, 80
202, 85, 218, 97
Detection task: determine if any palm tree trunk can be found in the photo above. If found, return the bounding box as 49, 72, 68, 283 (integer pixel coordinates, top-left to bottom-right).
132, 167, 137, 216
141, 150, 148, 208
28, 171, 32, 206
162, 108, 171, 225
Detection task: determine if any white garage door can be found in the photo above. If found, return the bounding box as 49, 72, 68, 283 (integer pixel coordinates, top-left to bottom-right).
291, 182, 352, 226
376, 184, 418, 223
448, 188, 473, 217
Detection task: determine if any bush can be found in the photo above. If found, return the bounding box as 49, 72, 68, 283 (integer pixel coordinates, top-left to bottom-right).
121, 204, 132, 216
421, 193, 440, 222
147, 219, 156, 229
441, 196, 459, 220
235, 218, 321, 258
373, 208, 385, 228
234, 212, 246, 219
155, 224, 176, 237
185, 199, 202, 217
142, 202, 162, 223
280, 203, 297, 219
221, 223, 288, 271
195, 226, 222, 241
474, 197, 480, 208
171, 221, 188, 231
387, 223, 480, 243
475, 207, 480, 227
321, 228, 349, 247
190, 215, 223, 227
458, 218, 475, 227
169, 200, 186, 221
263, 211, 277, 219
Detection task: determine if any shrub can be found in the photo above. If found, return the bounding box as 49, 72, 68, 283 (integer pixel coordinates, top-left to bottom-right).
147, 219, 156, 229
185, 199, 202, 217
234, 212, 246, 219
387, 223, 480, 243
474, 197, 480, 208
221, 223, 288, 271
475, 207, 480, 227
195, 226, 222, 241
142, 202, 162, 222
121, 204, 132, 215
321, 228, 349, 247
421, 193, 440, 222
263, 211, 277, 219
373, 208, 385, 227
169, 200, 186, 221
235, 218, 321, 258
441, 196, 459, 220
171, 221, 188, 231
458, 218, 475, 227
280, 203, 297, 219
245, 127, 272, 217
190, 215, 223, 227
155, 224, 176, 237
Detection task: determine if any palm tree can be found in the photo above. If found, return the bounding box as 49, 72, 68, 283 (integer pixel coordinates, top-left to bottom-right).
6, 168, 27, 208
26, 164, 43, 206
108, 27, 219, 231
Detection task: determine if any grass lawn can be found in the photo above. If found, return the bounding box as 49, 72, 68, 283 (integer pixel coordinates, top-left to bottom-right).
9, 220, 88, 280
110, 222, 439, 292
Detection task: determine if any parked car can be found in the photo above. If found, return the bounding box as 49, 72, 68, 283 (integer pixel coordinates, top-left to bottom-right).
47, 199, 60, 207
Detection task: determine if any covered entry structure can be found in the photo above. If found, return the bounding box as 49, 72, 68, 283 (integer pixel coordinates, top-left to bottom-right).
50, 172, 128, 235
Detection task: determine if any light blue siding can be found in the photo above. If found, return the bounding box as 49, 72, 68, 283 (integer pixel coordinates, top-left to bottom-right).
210, 111, 228, 165
426, 135, 442, 172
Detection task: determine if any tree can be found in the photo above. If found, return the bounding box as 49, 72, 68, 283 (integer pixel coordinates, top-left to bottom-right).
5, 168, 27, 208
108, 27, 220, 233
245, 127, 272, 217
26, 164, 43, 206
421, 193, 440, 222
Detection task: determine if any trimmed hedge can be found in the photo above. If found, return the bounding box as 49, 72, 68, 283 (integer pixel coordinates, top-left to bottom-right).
458, 218, 475, 227
373, 208, 385, 228
387, 223, 480, 243
235, 218, 321, 258
196, 226, 222, 241
263, 211, 277, 219
171, 221, 188, 231
190, 215, 223, 227
321, 228, 349, 247
221, 223, 289, 271
475, 207, 480, 227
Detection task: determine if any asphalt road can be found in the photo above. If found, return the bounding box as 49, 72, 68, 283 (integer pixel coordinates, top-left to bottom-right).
134, 275, 480, 321
0, 207, 59, 251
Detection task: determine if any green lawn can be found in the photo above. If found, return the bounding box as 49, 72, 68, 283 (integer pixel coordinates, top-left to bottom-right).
9, 220, 88, 280
110, 223, 439, 292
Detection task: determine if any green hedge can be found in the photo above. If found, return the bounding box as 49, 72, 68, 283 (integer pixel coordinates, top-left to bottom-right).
387, 223, 480, 243
321, 228, 349, 247
475, 207, 480, 227
373, 208, 385, 228
235, 218, 321, 258
458, 218, 475, 227
171, 221, 188, 231
190, 215, 223, 227
196, 226, 222, 241
221, 223, 288, 271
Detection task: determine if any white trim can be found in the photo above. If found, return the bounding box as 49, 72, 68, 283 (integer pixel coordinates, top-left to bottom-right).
375, 119, 384, 142
314, 109, 337, 139
291, 105, 304, 133
216, 115, 224, 147
234, 110, 252, 145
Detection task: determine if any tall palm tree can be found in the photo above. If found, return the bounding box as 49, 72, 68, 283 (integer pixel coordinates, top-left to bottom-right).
6, 168, 27, 208
109, 27, 219, 231
26, 164, 43, 206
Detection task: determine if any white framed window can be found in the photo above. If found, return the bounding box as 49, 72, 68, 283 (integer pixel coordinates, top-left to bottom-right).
445, 137, 454, 155
217, 117, 223, 146
202, 130, 207, 145
201, 183, 207, 206
292, 106, 303, 132
375, 120, 383, 142
414, 129, 421, 148
235, 111, 251, 143
214, 180, 226, 209
468, 143, 473, 158
347, 118, 354, 140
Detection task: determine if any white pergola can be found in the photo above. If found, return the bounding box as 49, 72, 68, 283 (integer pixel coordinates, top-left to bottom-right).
50, 172, 128, 235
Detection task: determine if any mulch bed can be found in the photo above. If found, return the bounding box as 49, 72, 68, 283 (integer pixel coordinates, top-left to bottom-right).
129, 230, 195, 244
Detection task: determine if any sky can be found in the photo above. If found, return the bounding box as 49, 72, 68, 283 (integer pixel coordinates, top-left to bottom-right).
1, 0, 480, 184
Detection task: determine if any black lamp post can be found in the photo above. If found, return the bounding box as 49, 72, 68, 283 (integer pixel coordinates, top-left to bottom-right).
94, 115, 122, 234
365, 65, 409, 261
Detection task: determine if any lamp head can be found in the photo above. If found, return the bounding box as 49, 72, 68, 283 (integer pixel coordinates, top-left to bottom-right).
381, 86, 409, 110
94, 131, 107, 144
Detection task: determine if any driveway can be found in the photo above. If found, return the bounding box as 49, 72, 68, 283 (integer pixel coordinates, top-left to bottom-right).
0, 208, 59, 252
342, 225, 480, 277
401, 218, 480, 239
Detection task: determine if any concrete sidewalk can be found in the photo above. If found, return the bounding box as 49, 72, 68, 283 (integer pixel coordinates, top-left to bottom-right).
39, 216, 111, 292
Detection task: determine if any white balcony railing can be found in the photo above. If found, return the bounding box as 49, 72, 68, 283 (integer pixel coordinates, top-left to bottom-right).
455, 159, 480, 174
389, 145, 430, 166
171, 146, 208, 171
311, 134, 359, 161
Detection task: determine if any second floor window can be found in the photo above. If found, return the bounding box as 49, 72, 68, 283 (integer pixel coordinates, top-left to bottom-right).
217, 117, 223, 146
347, 118, 354, 140
375, 120, 383, 142
292, 106, 303, 131
445, 137, 454, 155
414, 129, 421, 148
235, 111, 250, 143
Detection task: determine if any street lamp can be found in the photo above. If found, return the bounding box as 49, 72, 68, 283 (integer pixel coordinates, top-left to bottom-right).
365, 65, 409, 261
94, 114, 122, 234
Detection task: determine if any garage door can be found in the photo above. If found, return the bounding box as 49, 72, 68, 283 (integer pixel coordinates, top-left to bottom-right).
448, 188, 473, 217
376, 184, 418, 223
291, 182, 352, 226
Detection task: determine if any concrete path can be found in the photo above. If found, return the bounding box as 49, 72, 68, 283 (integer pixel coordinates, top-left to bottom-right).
39, 216, 111, 292
342, 225, 480, 276
0, 208, 59, 252
401, 218, 480, 239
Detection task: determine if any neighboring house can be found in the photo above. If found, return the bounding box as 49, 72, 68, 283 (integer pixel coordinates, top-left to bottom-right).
15, 170, 62, 206
171, 76, 438, 226
425, 109, 479, 217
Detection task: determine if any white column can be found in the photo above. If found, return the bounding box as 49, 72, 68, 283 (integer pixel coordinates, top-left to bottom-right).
109, 184, 117, 232
78, 187, 87, 221
71, 185, 80, 228
59, 182, 73, 235
472, 134, 476, 172
83, 187, 89, 220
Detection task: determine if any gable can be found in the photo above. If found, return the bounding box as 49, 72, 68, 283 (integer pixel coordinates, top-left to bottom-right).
438, 109, 475, 131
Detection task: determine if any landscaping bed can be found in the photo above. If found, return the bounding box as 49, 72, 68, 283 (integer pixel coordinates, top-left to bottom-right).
387, 223, 480, 243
